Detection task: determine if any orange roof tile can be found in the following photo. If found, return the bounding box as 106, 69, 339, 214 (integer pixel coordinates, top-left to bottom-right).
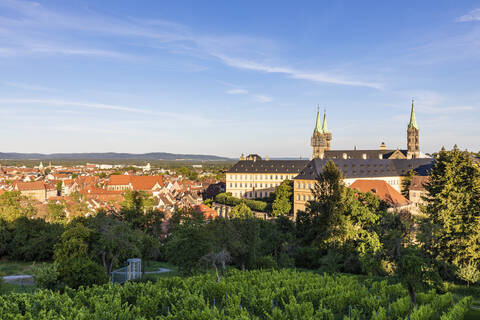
15, 181, 46, 191
349, 179, 408, 206
108, 175, 132, 185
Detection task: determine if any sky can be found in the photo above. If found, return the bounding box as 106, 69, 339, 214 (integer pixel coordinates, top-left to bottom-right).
0, 0, 479, 158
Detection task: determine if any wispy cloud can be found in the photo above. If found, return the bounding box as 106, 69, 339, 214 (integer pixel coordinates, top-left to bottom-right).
226, 88, 248, 95
4, 82, 54, 91
253, 94, 273, 103
0, 97, 232, 126
212, 54, 382, 89
457, 8, 480, 22
0, 98, 152, 114
0, 0, 382, 88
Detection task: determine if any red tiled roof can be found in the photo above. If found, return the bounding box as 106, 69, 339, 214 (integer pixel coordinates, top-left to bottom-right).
349, 179, 408, 206
108, 175, 163, 191
193, 204, 218, 219
131, 176, 163, 191
410, 176, 429, 191
108, 175, 132, 185
15, 181, 46, 191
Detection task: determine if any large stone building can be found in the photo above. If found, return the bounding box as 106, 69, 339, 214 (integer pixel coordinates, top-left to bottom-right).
226, 101, 433, 215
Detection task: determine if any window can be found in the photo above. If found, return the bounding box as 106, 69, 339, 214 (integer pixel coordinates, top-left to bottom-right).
275, 175, 278, 180
302, 195, 306, 201
229, 183, 232, 187
235, 183, 237, 188
270, 175, 273, 180
302, 183, 305, 189
297, 183, 300, 188
297, 195, 300, 200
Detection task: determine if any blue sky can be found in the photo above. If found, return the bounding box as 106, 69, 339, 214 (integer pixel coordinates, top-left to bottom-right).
0, 0, 479, 157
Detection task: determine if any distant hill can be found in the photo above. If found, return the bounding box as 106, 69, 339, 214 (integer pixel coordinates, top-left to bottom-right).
0, 152, 232, 161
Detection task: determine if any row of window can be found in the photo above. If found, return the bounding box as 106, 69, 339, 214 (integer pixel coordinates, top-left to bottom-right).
296, 194, 312, 201
296, 182, 313, 189
229, 182, 280, 189
228, 174, 295, 181
232, 191, 273, 198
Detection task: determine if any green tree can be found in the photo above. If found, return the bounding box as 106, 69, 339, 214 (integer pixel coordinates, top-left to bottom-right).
56, 181, 63, 195
396, 246, 441, 306
87, 213, 142, 275
47, 202, 67, 223
7, 217, 63, 261
401, 169, 415, 199
54, 224, 107, 288
117, 191, 164, 235
456, 261, 480, 287
230, 202, 254, 219
166, 223, 215, 275
271, 180, 293, 216
0, 191, 36, 222
422, 146, 480, 266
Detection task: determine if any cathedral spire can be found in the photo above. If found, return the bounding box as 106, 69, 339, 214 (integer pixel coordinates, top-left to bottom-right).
314, 106, 323, 133
322, 109, 329, 133
408, 99, 418, 130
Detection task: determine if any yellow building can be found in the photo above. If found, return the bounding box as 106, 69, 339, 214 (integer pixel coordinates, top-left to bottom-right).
226, 101, 432, 217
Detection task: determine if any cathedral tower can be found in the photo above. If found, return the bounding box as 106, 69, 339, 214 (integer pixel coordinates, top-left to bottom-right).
311, 109, 332, 159
407, 100, 420, 159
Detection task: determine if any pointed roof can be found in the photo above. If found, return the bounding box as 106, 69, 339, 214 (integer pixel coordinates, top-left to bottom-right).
322, 110, 329, 133
314, 107, 323, 133
408, 100, 419, 130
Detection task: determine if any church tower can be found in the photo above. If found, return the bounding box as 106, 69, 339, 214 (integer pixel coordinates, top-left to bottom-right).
407, 100, 420, 159
311, 109, 332, 159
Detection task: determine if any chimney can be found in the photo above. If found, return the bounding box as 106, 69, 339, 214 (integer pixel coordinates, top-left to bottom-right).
342, 153, 347, 159
362, 153, 367, 160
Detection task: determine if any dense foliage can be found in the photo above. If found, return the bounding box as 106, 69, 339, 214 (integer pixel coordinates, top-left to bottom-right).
215, 192, 268, 212
0, 270, 473, 319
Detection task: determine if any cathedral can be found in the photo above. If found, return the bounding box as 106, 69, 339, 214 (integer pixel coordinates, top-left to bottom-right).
226, 101, 432, 216
311, 100, 421, 160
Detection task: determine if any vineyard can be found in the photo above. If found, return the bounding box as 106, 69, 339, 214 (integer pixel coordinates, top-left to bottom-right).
0, 269, 473, 319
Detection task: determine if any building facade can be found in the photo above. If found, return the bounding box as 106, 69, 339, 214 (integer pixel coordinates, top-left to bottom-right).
226, 102, 432, 216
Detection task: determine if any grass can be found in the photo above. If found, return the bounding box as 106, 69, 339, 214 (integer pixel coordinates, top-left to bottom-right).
0, 260, 52, 276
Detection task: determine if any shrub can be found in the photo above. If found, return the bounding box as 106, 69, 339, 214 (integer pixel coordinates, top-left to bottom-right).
7, 217, 63, 261
293, 246, 321, 269
0, 272, 6, 294
254, 256, 277, 269
456, 261, 480, 287
215, 193, 268, 212
32, 263, 61, 290
58, 257, 108, 289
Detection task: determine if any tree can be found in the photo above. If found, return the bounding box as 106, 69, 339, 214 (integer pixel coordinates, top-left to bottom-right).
422, 147, 480, 266
0, 191, 36, 222
456, 261, 480, 287
87, 213, 142, 275
7, 217, 63, 261
47, 202, 67, 223
296, 161, 384, 274
166, 223, 215, 275
271, 180, 293, 216
401, 169, 415, 199
56, 181, 63, 196
230, 202, 254, 219
117, 191, 164, 235
54, 224, 107, 288
396, 246, 441, 306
